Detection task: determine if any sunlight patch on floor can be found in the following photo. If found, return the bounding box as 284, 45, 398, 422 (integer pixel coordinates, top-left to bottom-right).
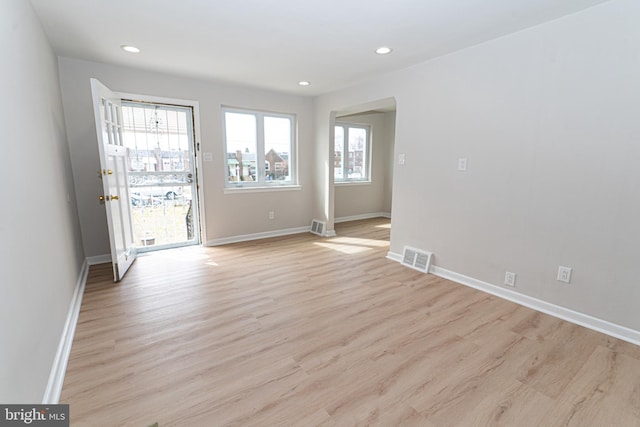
314, 236, 389, 254
145, 246, 217, 266
327, 236, 389, 247
314, 242, 372, 254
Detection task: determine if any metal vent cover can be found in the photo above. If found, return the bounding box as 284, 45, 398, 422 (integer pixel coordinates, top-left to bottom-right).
401, 246, 433, 273
310, 220, 326, 236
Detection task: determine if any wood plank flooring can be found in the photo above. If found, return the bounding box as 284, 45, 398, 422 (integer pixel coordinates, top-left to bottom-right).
61, 218, 640, 426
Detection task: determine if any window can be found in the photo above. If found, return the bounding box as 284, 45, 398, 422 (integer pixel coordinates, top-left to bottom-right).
334, 123, 370, 182
223, 108, 295, 187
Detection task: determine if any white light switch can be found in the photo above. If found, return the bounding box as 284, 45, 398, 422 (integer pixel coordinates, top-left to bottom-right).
398, 153, 406, 165
458, 158, 467, 171
203, 152, 213, 162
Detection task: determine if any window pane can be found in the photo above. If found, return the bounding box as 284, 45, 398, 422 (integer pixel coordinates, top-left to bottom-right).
225, 112, 257, 183
334, 126, 344, 180
348, 127, 366, 180
264, 116, 291, 182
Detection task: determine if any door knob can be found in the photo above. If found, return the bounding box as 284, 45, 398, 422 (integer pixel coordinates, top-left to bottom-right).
98, 195, 105, 201
111, 195, 120, 201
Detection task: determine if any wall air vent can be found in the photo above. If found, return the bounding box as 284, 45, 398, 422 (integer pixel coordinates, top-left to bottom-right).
310, 220, 326, 236
401, 246, 433, 273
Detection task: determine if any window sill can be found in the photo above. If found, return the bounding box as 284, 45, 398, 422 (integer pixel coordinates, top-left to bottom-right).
335, 180, 372, 187
224, 185, 302, 194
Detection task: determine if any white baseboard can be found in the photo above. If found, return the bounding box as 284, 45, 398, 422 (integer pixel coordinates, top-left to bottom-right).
86, 254, 110, 265
387, 251, 640, 346
386, 251, 403, 263
206, 226, 310, 246
42, 260, 89, 404
334, 212, 391, 223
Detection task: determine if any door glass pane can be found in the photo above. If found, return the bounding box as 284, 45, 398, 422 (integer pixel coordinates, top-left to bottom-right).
264, 116, 291, 182
122, 103, 198, 249
348, 127, 366, 180
225, 112, 257, 183
334, 126, 344, 180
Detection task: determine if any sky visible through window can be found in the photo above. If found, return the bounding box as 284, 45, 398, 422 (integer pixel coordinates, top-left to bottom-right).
264, 116, 291, 155
225, 112, 291, 155
225, 112, 256, 153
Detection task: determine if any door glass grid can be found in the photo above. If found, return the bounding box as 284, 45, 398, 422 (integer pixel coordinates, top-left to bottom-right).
121, 103, 198, 249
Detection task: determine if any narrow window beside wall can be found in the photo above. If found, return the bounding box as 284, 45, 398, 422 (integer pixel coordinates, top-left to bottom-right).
334, 123, 371, 182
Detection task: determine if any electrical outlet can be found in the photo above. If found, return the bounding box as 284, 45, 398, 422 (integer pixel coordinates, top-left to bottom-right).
504, 271, 516, 287
268, 211, 275, 220
557, 266, 572, 283
458, 158, 467, 171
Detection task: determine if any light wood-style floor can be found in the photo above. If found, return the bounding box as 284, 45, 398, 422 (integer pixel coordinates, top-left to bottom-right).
61, 218, 640, 426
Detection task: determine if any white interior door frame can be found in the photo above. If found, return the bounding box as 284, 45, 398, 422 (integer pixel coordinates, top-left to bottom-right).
117, 91, 207, 245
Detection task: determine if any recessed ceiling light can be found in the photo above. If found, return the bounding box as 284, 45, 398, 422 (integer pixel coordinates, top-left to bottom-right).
121, 45, 140, 53
375, 46, 392, 55
298, 81, 310, 86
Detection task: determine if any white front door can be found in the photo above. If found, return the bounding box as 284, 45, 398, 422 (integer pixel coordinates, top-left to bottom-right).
90, 78, 137, 281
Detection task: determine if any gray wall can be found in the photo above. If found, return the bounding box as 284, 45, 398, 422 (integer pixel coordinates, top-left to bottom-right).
315, 0, 640, 331
0, 0, 85, 402
334, 112, 395, 219
58, 57, 315, 256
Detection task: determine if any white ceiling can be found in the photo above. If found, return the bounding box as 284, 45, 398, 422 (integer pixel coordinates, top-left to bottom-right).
29, 0, 609, 96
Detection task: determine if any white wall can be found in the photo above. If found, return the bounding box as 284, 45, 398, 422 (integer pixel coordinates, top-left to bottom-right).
0, 0, 85, 402
315, 0, 640, 332
58, 57, 315, 256
334, 112, 395, 219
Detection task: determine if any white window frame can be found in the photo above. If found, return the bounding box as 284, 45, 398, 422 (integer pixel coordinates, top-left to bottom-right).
334, 122, 371, 183
222, 107, 297, 190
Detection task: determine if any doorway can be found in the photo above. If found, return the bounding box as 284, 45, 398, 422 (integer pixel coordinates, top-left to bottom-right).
333, 98, 396, 225
121, 101, 201, 251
